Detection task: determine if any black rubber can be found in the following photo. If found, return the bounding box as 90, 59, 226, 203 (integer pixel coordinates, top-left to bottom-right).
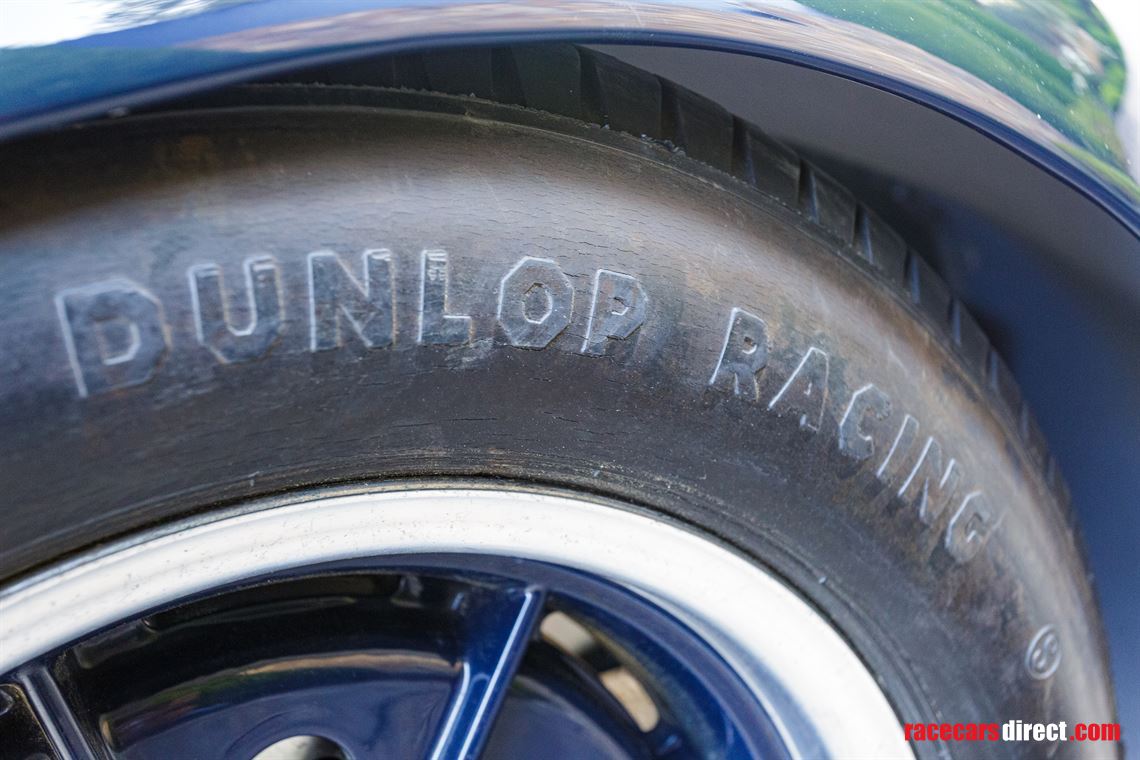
0, 45, 1116, 757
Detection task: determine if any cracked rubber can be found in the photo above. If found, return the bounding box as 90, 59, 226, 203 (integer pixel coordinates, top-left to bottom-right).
0, 44, 1117, 757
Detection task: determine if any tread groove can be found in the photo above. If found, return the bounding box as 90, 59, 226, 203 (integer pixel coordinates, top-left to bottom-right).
798, 161, 819, 222
731, 117, 756, 187
853, 204, 871, 262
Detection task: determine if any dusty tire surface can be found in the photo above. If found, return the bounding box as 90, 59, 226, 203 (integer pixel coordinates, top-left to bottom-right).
0, 47, 1116, 757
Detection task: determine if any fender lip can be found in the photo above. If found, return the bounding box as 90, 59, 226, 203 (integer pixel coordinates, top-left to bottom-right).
0, 0, 1137, 235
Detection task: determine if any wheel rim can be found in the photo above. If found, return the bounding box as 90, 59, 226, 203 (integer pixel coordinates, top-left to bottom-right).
0, 486, 913, 759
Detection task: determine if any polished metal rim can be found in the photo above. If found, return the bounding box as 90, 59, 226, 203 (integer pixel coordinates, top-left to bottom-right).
0, 486, 912, 758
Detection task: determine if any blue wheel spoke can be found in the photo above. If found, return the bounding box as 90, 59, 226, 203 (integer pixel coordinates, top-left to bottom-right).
18, 663, 101, 760
429, 585, 546, 760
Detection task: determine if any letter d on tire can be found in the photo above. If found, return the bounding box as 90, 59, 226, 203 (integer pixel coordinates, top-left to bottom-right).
56, 279, 168, 397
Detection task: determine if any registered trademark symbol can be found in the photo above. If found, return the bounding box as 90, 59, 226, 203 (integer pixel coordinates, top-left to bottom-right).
1025, 625, 1062, 680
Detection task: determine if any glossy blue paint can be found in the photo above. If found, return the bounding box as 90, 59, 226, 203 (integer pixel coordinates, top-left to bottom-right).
428, 585, 545, 760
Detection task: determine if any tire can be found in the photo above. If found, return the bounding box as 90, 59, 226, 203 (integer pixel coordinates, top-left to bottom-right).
0, 45, 1115, 757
